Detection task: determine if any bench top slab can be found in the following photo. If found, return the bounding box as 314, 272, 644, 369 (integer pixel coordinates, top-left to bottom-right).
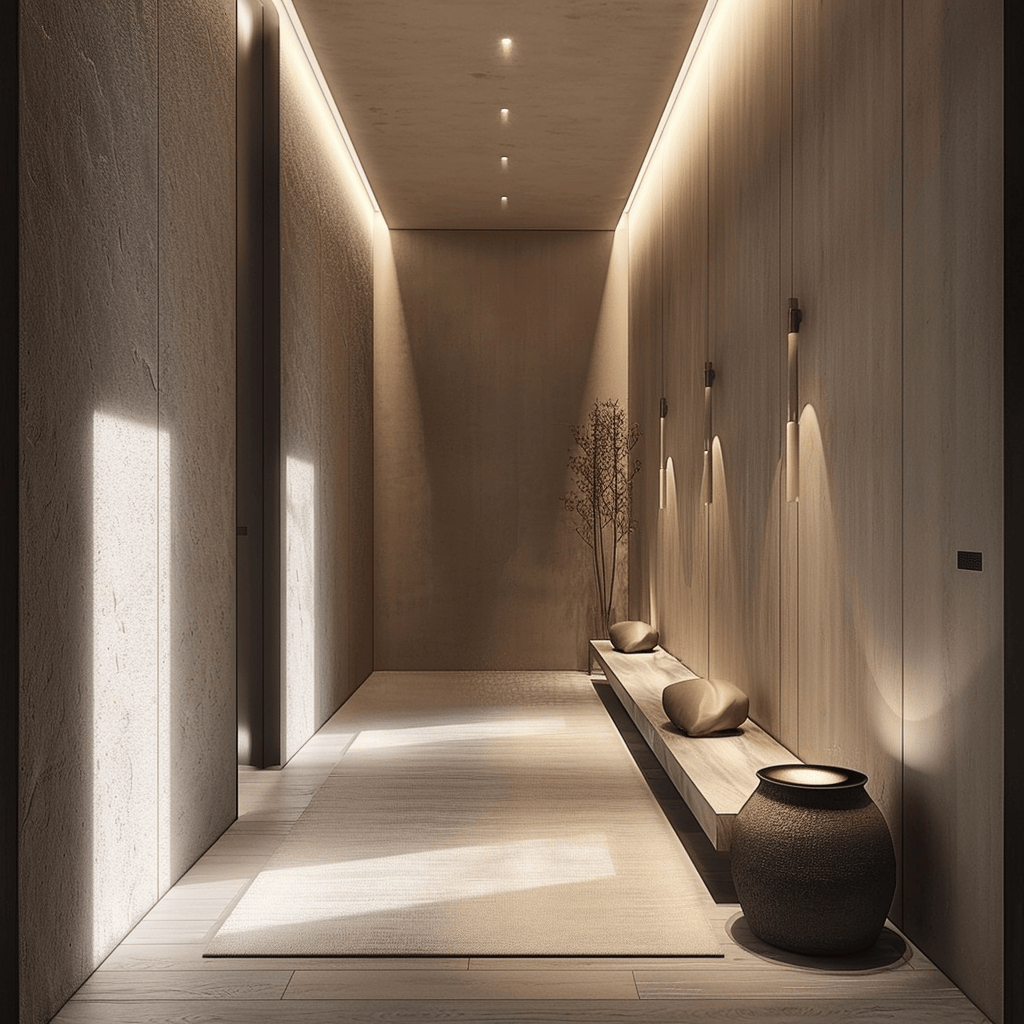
591, 640, 799, 849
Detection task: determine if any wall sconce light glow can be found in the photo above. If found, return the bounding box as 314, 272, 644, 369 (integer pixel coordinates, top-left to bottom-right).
500, 37, 513, 56
500, 107, 510, 122
701, 362, 715, 505
285, 455, 316, 762
501, 155, 509, 169
92, 411, 170, 959
500, 195, 509, 209
659, 397, 668, 510
786, 299, 802, 502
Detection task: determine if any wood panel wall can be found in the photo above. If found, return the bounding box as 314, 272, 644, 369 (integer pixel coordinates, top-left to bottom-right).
656, 46, 709, 678
375, 228, 628, 671
792, 0, 904, 879
627, 161, 664, 634
626, 0, 1003, 1019
706, 0, 785, 737
901, 0, 1004, 1013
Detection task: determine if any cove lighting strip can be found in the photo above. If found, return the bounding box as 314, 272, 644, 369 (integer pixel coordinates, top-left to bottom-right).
276, 0, 382, 215
619, 0, 720, 221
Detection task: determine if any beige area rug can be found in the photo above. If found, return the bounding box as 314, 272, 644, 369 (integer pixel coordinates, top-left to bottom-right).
206, 671, 721, 957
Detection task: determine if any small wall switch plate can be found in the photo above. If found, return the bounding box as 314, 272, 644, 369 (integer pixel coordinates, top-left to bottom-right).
957, 550, 983, 571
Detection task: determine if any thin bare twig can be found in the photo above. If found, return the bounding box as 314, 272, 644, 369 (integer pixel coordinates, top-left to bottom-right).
562, 399, 641, 636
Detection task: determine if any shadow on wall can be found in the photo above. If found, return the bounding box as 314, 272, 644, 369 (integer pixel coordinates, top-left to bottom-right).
377, 230, 626, 669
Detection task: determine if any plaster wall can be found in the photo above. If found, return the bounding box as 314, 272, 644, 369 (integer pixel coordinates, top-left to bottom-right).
277, 20, 375, 763
374, 227, 629, 670
626, 1, 1003, 1019
18, 0, 236, 1019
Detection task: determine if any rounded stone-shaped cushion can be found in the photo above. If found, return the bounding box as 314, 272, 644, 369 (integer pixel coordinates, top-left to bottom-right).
609, 620, 659, 653
662, 677, 749, 737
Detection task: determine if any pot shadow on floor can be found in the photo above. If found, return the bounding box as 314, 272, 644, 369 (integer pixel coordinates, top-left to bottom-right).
727, 912, 910, 973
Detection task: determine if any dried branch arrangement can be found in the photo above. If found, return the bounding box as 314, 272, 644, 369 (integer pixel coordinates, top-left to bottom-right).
563, 398, 641, 637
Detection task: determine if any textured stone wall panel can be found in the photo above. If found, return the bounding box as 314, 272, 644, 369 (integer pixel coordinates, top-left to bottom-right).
19, 1, 158, 1021
158, 0, 237, 882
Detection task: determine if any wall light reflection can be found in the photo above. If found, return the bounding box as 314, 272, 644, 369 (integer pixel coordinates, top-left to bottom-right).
92, 411, 169, 959
285, 455, 316, 762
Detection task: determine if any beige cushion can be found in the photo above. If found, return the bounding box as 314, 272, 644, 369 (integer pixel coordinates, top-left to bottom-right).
662, 677, 749, 737
609, 620, 659, 653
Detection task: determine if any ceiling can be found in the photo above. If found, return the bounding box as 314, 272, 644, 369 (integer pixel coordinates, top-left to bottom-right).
289, 0, 710, 230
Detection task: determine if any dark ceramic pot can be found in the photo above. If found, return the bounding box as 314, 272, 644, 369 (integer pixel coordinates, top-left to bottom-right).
730, 764, 896, 956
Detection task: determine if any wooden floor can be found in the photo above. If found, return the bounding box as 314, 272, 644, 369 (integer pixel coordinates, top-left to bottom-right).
54, 674, 992, 1023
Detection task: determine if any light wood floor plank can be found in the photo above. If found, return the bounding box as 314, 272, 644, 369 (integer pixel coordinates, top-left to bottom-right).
202, 833, 285, 857
142, 898, 240, 922
72, 970, 292, 1000
49, 996, 992, 1023
634, 966, 964, 999
469, 957, 728, 971
121, 921, 220, 945
282, 969, 640, 1000
97, 945, 471, 972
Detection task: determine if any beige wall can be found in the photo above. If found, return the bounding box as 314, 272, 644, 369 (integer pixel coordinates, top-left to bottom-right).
278, 19, 375, 763
18, 0, 237, 1021
374, 227, 629, 670
627, 0, 1003, 1020
17, 1, 377, 1019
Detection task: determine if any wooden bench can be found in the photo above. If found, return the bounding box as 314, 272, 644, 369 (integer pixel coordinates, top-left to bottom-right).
590, 639, 800, 851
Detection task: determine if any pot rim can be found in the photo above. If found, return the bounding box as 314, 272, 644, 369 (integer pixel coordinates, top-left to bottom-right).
757, 763, 868, 789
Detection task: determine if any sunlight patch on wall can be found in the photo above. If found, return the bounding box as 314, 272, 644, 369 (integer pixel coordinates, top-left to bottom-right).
158, 428, 171, 891
92, 411, 169, 959
285, 455, 316, 761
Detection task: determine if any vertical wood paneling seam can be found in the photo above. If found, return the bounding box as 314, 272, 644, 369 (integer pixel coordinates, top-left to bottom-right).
704, 53, 711, 676
897, 0, 906, 929
789, 0, 798, 758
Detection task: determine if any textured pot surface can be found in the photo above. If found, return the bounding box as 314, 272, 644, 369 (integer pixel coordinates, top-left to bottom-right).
731, 764, 896, 956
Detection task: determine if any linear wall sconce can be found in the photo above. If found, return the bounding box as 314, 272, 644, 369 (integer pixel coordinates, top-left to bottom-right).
659, 397, 668, 510
701, 361, 715, 505
786, 299, 802, 502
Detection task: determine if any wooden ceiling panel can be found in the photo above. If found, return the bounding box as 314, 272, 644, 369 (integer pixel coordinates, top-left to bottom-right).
290, 0, 709, 229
